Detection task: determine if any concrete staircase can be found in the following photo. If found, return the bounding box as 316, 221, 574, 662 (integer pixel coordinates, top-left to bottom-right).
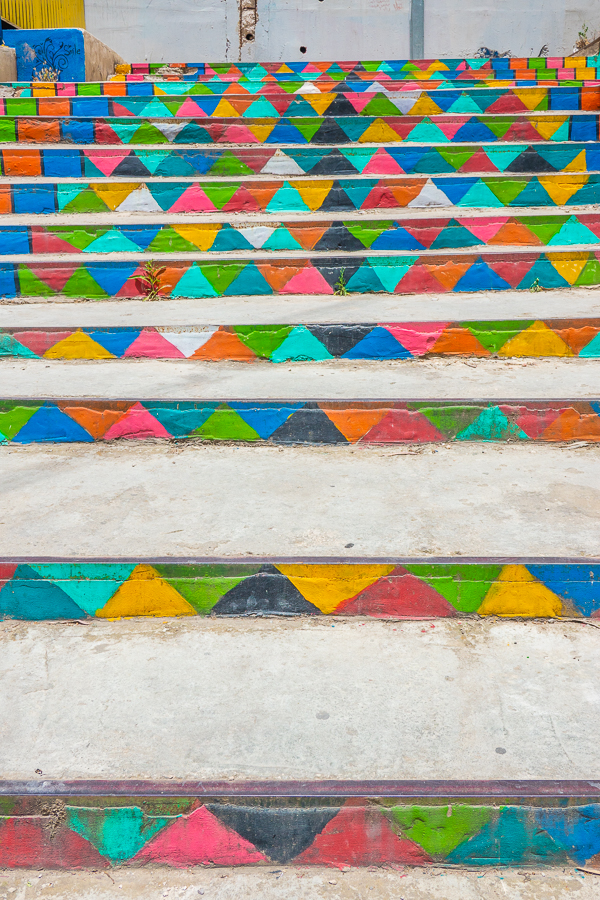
1, 55, 600, 885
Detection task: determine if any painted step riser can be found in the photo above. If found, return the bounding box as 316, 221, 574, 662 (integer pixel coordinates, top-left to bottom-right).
4, 88, 600, 118
1, 558, 599, 619
2, 320, 598, 361
2, 145, 595, 179
6, 214, 600, 256
0, 399, 598, 445
2, 114, 596, 146
0, 795, 599, 868
5, 251, 600, 299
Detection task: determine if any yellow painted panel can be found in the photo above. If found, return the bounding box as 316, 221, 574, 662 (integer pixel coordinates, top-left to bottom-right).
0, 0, 85, 29
97, 564, 196, 619
498, 321, 573, 358
44, 332, 115, 360
478, 565, 564, 617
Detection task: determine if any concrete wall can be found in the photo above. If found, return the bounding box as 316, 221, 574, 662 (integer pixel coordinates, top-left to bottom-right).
83, 0, 600, 63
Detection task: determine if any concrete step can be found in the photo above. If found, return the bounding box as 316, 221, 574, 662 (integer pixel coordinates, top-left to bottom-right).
0, 442, 598, 557
5, 212, 600, 257
2, 144, 594, 179
1, 319, 599, 361
2, 113, 596, 145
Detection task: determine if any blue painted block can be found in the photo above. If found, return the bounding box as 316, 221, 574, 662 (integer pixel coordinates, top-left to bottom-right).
62, 119, 95, 144
4, 29, 85, 82
571, 115, 597, 142
0, 228, 30, 256
13, 184, 56, 214
42, 149, 82, 178
72, 98, 109, 118
0, 265, 17, 298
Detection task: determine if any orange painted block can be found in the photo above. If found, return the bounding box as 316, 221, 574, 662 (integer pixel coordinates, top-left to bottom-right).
18, 119, 61, 143
488, 220, 541, 246
256, 261, 307, 292
319, 404, 391, 443
2, 150, 41, 177
548, 320, 600, 354
190, 331, 257, 360
58, 402, 134, 440
38, 98, 71, 117
103, 82, 127, 96
431, 326, 490, 356
0, 184, 12, 214
542, 406, 600, 441
581, 86, 600, 111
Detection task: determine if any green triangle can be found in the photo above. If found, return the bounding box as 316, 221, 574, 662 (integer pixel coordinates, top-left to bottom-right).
201, 181, 243, 209
18, 266, 55, 297
62, 268, 109, 299
482, 177, 528, 206
464, 320, 534, 354
575, 255, 600, 286
193, 404, 261, 441
53, 225, 111, 251
270, 326, 333, 363
363, 95, 405, 116
163, 575, 248, 614
148, 227, 198, 253
345, 220, 393, 248
200, 262, 246, 294
456, 406, 529, 441
0, 402, 40, 440
392, 805, 493, 857
412, 403, 484, 438
521, 215, 565, 244
403, 564, 504, 613
233, 325, 293, 358
210, 151, 254, 176
131, 123, 169, 144
548, 216, 600, 246
484, 117, 513, 138
436, 147, 477, 170
291, 118, 323, 141
62, 188, 110, 213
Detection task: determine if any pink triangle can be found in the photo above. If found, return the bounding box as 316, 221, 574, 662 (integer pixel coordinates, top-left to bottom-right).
29, 265, 78, 293
344, 92, 375, 113
382, 322, 450, 356
170, 184, 217, 213
460, 217, 509, 242
86, 151, 132, 176
435, 119, 467, 139
124, 330, 185, 359
221, 124, 260, 143
363, 148, 405, 175
456, 61, 467, 71
132, 807, 267, 868
336, 566, 456, 618
177, 97, 206, 117
103, 402, 172, 441
294, 805, 432, 868
360, 408, 445, 443
281, 266, 334, 295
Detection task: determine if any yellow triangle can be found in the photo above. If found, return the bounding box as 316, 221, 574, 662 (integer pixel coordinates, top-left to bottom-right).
498, 321, 573, 358
358, 118, 401, 143
44, 331, 115, 360
408, 95, 443, 116
214, 98, 240, 117
172, 223, 221, 251
563, 151, 587, 173
304, 94, 336, 115
426, 61, 450, 72
478, 565, 564, 617
275, 564, 395, 614
247, 123, 275, 141
91, 183, 139, 212
276, 64, 295, 73
547, 251, 590, 285
291, 179, 334, 211
538, 173, 588, 204
513, 88, 548, 111
97, 564, 196, 619
529, 115, 568, 141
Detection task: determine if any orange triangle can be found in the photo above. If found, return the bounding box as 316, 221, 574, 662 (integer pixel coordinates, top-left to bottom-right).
550, 321, 600, 355
257, 261, 307, 291
190, 330, 257, 360
286, 224, 330, 250
387, 180, 428, 206
58, 401, 134, 439
246, 183, 281, 210
424, 259, 473, 290
431, 326, 490, 356
488, 219, 541, 246
160, 264, 193, 294
542, 406, 600, 441
319, 404, 390, 443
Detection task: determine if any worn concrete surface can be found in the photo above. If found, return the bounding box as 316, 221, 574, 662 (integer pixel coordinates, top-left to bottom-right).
1, 443, 599, 557
2, 290, 600, 325
1, 617, 600, 779
0, 867, 597, 900
0, 46, 16, 82
1, 357, 598, 400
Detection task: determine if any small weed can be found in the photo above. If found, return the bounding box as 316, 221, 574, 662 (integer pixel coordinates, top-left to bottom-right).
334, 267, 348, 295
529, 277, 542, 292
135, 260, 166, 300
576, 23, 589, 50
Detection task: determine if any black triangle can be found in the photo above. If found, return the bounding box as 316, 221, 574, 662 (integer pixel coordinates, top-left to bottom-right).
314, 223, 365, 252
206, 804, 341, 863
112, 154, 151, 177
318, 185, 355, 211
325, 95, 360, 116
311, 118, 352, 144
317, 259, 362, 287
309, 149, 358, 175
212, 572, 321, 615
505, 146, 557, 173
270, 403, 348, 444
307, 324, 373, 356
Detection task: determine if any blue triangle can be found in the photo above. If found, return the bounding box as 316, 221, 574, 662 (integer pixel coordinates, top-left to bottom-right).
228, 402, 305, 438
342, 326, 411, 359
536, 805, 600, 864
433, 176, 478, 205
266, 122, 307, 144
12, 405, 94, 443
452, 119, 497, 142
116, 225, 162, 250
527, 564, 600, 617
372, 227, 425, 251
85, 263, 140, 296
454, 259, 511, 292
0, 564, 87, 620
88, 329, 141, 357
385, 146, 430, 174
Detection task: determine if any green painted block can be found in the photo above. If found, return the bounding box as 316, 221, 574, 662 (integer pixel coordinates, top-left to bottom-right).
6, 98, 36, 116
524, 216, 571, 244
0, 402, 40, 441
62, 268, 110, 299
148, 227, 199, 253
362, 96, 405, 117
18, 266, 55, 297
575, 256, 600, 286
66, 807, 172, 862
209, 151, 255, 176
456, 406, 529, 442
436, 147, 477, 170
52, 225, 110, 251
464, 321, 533, 354
291, 118, 324, 141
403, 564, 504, 613
482, 177, 528, 206
200, 262, 246, 294
411, 403, 483, 438
233, 325, 293, 358
483, 118, 513, 139
131, 123, 169, 144
0, 119, 17, 142
201, 182, 243, 209
164, 576, 249, 614
62, 188, 110, 214
392, 805, 493, 858
193, 405, 261, 440
345, 221, 393, 248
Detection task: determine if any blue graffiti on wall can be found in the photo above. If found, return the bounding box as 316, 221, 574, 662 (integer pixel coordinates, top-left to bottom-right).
4, 29, 85, 81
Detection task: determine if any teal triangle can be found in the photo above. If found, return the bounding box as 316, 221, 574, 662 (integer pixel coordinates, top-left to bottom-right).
369, 258, 414, 291
339, 178, 378, 209
142, 98, 173, 117
548, 216, 600, 246
271, 325, 333, 362
579, 331, 600, 357
30, 563, 136, 615
108, 122, 141, 143
517, 256, 570, 289
550, 120, 570, 142
66, 807, 172, 863
136, 151, 174, 175
345, 264, 386, 293
457, 179, 506, 208
263, 227, 302, 250
405, 120, 450, 143
224, 262, 273, 296
456, 406, 529, 441
485, 145, 528, 172
509, 178, 553, 207
171, 264, 219, 298
83, 231, 142, 253
447, 807, 570, 865
244, 99, 279, 117
266, 185, 310, 213
0, 564, 87, 620
448, 94, 485, 114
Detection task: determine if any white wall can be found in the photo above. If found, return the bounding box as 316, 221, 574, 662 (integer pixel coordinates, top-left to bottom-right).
83, 0, 600, 63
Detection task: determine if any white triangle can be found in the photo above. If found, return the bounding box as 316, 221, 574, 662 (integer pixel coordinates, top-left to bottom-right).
388, 92, 421, 114
295, 82, 320, 94
261, 148, 305, 176
156, 328, 218, 357
116, 185, 163, 212
238, 225, 275, 249
153, 121, 188, 142
368, 81, 390, 94
408, 179, 452, 208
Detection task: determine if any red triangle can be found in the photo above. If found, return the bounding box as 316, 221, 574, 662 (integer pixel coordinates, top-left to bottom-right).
402, 220, 450, 248
223, 185, 261, 213
294, 806, 432, 868
243, 149, 281, 173
30, 230, 83, 255
133, 806, 267, 867
103, 402, 172, 441
505, 404, 563, 439
12, 330, 74, 355
486, 94, 529, 114
485, 254, 538, 288
502, 121, 544, 142
337, 566, 457, 617
29, 265, 78, 293
363, 185, 400, 209
360, 408, 445, 443
268, 96, 294, 115
0, 819, 108, 868
394, 263, 450, 294
0, 563, 18, 594
111, 101, 136, 117
459, 148, 502, 173
94, 122, 121, 144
